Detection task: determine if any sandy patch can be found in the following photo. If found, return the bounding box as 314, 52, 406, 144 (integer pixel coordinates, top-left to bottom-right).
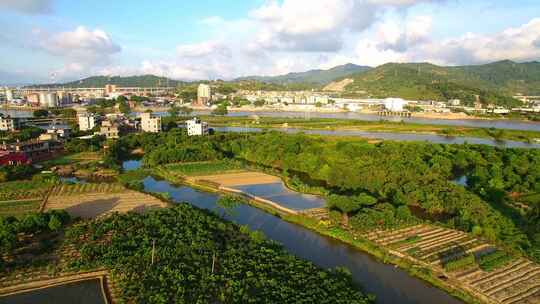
193, 172, 281, 187
44, 190, 166, 219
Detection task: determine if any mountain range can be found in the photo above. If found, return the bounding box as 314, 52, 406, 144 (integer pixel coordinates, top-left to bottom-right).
335, 60, 540, 106
235, 63, 372, 85
22, 60, 540, 107
25, 75, 185, 88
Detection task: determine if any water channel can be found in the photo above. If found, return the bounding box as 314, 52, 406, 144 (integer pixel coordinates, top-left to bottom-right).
125, 160, 463, 304
0, 279, 106, 304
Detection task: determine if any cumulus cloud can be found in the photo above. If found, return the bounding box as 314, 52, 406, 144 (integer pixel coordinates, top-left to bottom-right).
40, 26, 121, 63
0, 0, 53, 14
176, 41, 231, 58
376, 15, 432, 52
416, 18, 540, 65
248, 0, 444, 53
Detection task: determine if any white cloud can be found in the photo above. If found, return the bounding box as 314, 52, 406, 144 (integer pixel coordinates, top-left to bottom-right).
40, 26, 121, 64
0, 0, 53, 14
199, 16, 225, 26
376, 15, 432, 52
415, 18, 540, 65
176, 41, 231, 58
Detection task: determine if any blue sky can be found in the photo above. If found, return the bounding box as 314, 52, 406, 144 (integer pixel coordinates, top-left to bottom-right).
0, 0, 539, 84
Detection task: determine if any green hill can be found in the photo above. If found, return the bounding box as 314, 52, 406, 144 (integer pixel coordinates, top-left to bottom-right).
449, 60, 540, 95
237, 63, 372, 85
26, 75, 184, 88
342, 61, 540, 107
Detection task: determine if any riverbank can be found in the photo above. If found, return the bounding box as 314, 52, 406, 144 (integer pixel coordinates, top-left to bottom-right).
202, 115, 540, 144
144, 166, 484, 304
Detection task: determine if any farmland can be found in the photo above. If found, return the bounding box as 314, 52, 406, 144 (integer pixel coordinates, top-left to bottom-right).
44, 183, 167, 219
367, 224, 540, 304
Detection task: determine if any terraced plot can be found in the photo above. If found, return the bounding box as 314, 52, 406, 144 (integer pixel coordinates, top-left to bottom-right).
44, 183, 167, 219
0, 200, 42, 217
367, 225, 540, 304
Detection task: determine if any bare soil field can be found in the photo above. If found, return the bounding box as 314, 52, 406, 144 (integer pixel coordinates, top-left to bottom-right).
191, 171, 281, 187
44, 183, 167, 219
368, 224, 540, 304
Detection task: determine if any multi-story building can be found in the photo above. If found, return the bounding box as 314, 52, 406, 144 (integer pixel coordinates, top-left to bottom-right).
99, 120, 120, 139
140, 112, 162, 133
0, 139, 64, 163
78, 113, 96, 131
186, 117, 209, 136
196, 84, 211, 106
0, 114, 17, 131
5, 89, 13, 102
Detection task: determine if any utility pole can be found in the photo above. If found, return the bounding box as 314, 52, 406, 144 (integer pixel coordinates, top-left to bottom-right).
211, 253, 216, 274
151, 239, 156, 265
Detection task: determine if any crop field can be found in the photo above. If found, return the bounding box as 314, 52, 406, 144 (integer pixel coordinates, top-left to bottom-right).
44, 183, 166, 219
163, 161, 244, 177
0, 199, 41, 217
367, 224, 540, 304
0, 181, 50, 201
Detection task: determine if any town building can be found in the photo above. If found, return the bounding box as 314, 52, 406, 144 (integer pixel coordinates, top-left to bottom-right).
98, 120, 120, 139
0, 139, 64, 163
196, 84, 211, 106
39, 92, 58, 108
0, 114, 17, 131
5, 89, 13, 102
140, 112, 162, 133
78, 113, 96, 131
0, 151, 30, 166
384, 98, 407, 112
186, 117, 209, 136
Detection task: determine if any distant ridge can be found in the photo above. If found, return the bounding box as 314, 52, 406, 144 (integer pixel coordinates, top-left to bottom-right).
236, 63, 372, 85
25, 75, 184, 88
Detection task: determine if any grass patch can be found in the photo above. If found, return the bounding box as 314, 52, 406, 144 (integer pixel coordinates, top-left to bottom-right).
0, 180, 50, 201
164, 160, 244, 176
477, 250, 515, 272
40, 152, 102, 166
443, 254, 476, 272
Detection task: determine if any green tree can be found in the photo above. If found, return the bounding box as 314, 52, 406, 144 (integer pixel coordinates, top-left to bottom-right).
212, 104, 228, 116
33, 109, 49, 118
48, 215, 62, 231
327, 195, 362, 225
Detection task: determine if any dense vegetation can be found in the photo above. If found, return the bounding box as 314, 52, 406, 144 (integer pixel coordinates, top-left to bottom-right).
0, 210, 71, 266
65, 205, 372, 303
111, 130, 540, 263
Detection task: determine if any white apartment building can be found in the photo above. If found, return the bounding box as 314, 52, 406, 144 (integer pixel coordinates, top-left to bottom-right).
5, 89, 13, 102
0, 114, 16, 131
197, 84, 211, 105
140, 112, 162, 133
78, 113, 96, 131
186, 117, 209, 136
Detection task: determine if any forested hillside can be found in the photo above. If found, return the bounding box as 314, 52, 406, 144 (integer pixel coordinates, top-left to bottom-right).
236, 63, 371, 85
343, 62, 524, 107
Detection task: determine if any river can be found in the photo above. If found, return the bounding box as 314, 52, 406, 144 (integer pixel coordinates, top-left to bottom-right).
200, 110, 540, 132
124, 160, 463, 304
5, 108, 538, 132
215, 126, 540, 149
